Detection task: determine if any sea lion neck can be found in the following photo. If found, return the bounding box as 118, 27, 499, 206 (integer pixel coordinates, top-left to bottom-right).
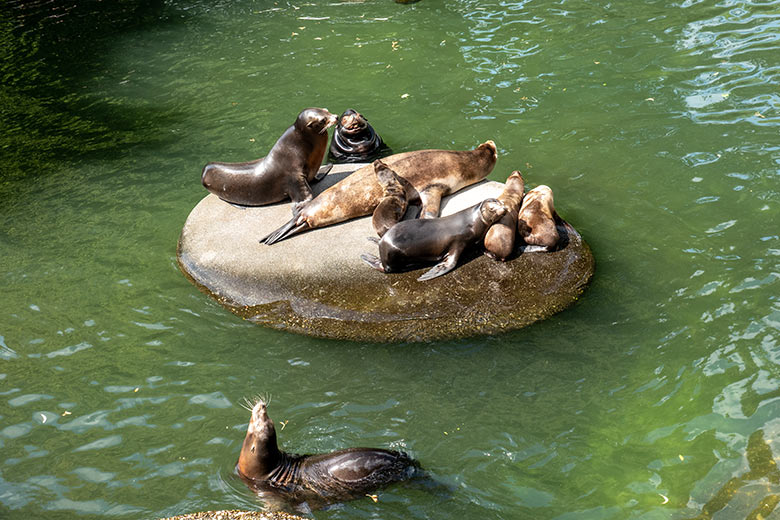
237, 400, 283, 480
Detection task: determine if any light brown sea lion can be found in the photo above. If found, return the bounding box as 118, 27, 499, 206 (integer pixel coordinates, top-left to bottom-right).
236, 398, 419, 511
371, 159, 408, 237
261, 140, 498, 244
483, 170, 525, 261
517, 185, 559, 249
361, 198, 507, 281
201, 108, 337, 209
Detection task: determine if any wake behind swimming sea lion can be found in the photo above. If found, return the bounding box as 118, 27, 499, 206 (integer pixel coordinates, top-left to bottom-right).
328, 109, 388, 163
201, 108, 337, 208
236, 398, 419, 511
261, 140, 498, 244
517, 185, 559, 249
484, 170, 525, 261
361, 198, 507, 281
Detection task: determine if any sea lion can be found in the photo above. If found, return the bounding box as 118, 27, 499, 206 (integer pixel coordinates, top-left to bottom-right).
483, 171, 525, 261
328, 108, 388, 163
261, 140, 498, 244
236, 398, 419, 511
517, 185, 559, 249
371, 160, 408, 237
361, 198, 507, 281
201, 108, 337, 208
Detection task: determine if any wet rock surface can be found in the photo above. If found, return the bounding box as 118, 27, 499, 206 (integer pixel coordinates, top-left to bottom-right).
159, 511, 304, 520
177, 164, 595, 342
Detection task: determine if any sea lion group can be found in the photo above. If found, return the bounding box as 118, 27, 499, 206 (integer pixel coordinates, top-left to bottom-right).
197, 109, 572, 511
200, 107, 563, 281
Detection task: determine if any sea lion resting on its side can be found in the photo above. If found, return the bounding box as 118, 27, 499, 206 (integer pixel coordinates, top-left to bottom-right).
517, 185, 559, 250
236, 398, 419, 511
201, 108, 337, 209
260, 140, 498, 244
361, 198, 507, 281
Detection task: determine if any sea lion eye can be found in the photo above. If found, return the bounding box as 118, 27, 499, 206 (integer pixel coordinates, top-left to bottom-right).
251, 445, 255, 453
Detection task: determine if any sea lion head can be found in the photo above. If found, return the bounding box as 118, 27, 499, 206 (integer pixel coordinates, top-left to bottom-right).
478, 198, 507, 225
296, 108, 338, 135
337, 109, 370, 136
237, 397, 281, 480
478, 140, 498, 161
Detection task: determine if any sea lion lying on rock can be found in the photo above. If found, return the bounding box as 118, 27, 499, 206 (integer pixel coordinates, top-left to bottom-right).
201, 108, 337, 209
371, 160, 409, 237
261, 141, 498, 244
361, 198, 507, 281
328, 109, 388, 163
236, 398, 419, 511
517, 185, 559, 250
483, 170, 525, 261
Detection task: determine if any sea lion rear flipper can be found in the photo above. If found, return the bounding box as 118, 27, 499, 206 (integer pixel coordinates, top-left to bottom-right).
315, 163, 333, 181
417, 254, 458, 281
260, 218, 310, 245
360, 254, 385, 272
419, 185, 447, 219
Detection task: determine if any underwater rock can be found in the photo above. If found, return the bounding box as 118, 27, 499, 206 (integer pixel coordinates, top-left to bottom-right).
159, 511, 304, 520
177, 164, 595, 342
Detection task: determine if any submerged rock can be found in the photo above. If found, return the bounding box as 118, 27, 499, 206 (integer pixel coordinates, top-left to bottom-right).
159, 511, 303, 520
177, 164, 594, 342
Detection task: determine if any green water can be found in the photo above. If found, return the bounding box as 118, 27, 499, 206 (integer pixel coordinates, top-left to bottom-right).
1, 0, 779, 518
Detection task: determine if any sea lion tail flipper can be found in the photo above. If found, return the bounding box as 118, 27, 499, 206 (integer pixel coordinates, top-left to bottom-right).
260, 219, 310, 245
417, 254, 458, 281
419, 185, 446, 219
360, 254, 385, 272
315, 163, 333, 181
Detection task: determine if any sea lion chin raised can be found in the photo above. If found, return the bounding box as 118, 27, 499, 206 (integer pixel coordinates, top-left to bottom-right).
236, 398, 419, 511
361, 198, 507, 281
371, 159, 408, 237
484, 170, 525, 261
201, 108, 337, 208
261, 140, 498, 244
328, 108, 388, 163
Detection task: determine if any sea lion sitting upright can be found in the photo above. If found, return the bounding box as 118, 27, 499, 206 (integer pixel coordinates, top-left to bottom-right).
361, 198, 507, 281
328, 109, 388, 163
371, 159, 408, 237
261, 141, 498, 244
517, 185, 560, 250
236, 398, 419, 510
483, 170, 525, 261
201, 108, 337, 209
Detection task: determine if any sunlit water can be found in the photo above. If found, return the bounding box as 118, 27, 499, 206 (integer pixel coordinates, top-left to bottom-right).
1, 0, 779, 519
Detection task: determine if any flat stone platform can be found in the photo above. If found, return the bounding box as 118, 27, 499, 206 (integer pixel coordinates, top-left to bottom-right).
177, 164, 594, 342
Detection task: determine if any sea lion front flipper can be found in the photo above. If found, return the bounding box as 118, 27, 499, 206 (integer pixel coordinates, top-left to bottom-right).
418, 184, 448, 219
315, 163, 333, 181
360, 254, 385, 272
417, 253, 458, 281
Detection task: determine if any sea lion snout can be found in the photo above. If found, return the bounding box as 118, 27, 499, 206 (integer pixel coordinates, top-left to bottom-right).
249, 399, 271, 433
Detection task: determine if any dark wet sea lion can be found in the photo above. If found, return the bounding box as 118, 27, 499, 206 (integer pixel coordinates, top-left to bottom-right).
261, 140, 498, 244
236, 398, 419, 511
361, 198, 507, 281
371, 160, 408, 237
201, 108, 337, 208
517, 185, 559, 249
484, 170, 525, 261
328, 109, 387, 163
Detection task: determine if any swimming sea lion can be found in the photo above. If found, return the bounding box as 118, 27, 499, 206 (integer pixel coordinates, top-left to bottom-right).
371, 160, 408, 237
201, 108, 337, 209
261, 140, 498, 244
483, 171, 525, 261
361, 198, 507, 281
328, 108, 388, 163
517, 185, 559, 249
236, 398, 419, 510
